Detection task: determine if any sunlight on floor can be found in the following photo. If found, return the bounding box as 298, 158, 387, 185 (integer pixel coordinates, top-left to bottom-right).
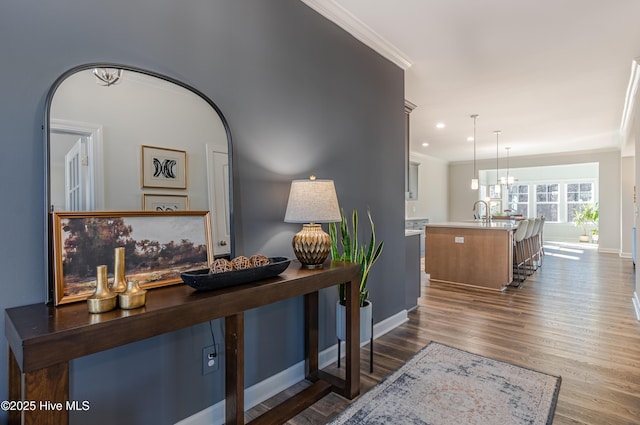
543, 241, 596, 261
544, 251, 581, 260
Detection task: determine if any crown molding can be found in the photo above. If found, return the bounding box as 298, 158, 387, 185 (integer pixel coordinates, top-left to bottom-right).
404, 99, 417, 114
301, 0, 413, 70
620, 58, 640, 156
621, 58, 640, 136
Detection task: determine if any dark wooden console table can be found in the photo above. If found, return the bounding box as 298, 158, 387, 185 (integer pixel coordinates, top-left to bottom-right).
5, 260, 361, 425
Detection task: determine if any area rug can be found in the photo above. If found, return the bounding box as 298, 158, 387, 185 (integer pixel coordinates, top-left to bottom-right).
329, 342, 561, 425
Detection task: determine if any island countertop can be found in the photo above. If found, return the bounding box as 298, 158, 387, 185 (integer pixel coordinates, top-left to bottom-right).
425, 221, 517, 230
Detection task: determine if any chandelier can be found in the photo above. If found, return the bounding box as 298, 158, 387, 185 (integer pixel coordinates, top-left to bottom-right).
92, 68, 123, 86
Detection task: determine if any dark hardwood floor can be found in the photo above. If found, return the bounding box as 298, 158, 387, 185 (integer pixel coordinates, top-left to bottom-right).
250, 242, 640, 424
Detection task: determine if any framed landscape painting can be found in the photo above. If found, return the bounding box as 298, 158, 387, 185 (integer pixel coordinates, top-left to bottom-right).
52, 210, 212, 305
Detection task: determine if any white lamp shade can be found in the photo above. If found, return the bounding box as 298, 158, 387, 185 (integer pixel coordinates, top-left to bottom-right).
284, 179, 341, 223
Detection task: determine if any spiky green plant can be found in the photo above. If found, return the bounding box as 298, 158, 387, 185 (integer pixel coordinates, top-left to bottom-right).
329, 208, 384, 307
573, 202, 599, 236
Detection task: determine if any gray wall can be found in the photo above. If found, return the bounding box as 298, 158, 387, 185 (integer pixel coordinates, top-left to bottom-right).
0, 1, 405, 423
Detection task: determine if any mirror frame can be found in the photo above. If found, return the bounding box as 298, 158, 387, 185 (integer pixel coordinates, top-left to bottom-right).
44, 63, 235, 302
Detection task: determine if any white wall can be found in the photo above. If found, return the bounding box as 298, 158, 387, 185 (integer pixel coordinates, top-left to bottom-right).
449, 149, 622, 253
631, 95, 640, 315
621, 156, 635, 258
406, 152, 448, 222
478, 162, 598, 184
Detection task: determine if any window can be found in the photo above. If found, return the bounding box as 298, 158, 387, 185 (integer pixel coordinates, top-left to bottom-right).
536, 184, 558, 221
507, 184, 529, 216
566, 183, 593, 222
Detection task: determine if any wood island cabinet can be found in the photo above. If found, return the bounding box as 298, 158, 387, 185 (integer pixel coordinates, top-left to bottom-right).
425, 222, 514, 291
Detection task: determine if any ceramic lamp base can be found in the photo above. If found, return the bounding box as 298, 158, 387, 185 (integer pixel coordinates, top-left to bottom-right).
292, 223, 331, 269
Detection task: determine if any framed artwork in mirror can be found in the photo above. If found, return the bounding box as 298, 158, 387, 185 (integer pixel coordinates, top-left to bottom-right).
141, 145, 187, 189
52, 210, 212, 305
143, 194, 189, 211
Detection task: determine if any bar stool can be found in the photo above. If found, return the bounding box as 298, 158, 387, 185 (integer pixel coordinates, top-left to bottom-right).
512, 219, 530, 285
537, 216, 546, 267
522, 218, 537, 275
529, 217, 541, 271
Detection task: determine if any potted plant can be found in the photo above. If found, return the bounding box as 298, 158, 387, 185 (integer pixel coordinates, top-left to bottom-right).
329, 207, 384, 342
573, 202, 599, 243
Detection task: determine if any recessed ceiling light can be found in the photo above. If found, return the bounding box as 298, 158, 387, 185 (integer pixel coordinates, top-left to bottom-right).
436, 122, 445, 129
422, 142, 429, 147
467, 136, 474, 142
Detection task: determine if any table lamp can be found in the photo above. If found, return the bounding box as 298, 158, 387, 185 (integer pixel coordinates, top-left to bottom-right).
284, 176, 341, 268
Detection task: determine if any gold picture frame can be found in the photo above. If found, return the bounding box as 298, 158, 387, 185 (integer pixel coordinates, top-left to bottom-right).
52, 211, 212, 305
143, 194, 189, 211
141, 145, 187, 189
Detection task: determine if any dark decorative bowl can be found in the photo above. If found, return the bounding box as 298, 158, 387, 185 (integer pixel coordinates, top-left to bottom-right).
181, 257, 291, 291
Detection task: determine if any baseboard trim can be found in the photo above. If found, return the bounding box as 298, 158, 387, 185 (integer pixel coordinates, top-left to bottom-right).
619, 251, 632, 259
331, 308, 409, 364
633, 292, 640, 321
175, 309, 409, 425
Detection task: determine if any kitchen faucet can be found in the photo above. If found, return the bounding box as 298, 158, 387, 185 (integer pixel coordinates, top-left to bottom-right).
473, 200, 491, 224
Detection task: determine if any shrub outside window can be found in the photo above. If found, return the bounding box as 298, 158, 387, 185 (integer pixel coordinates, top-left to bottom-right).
567, 183, 594, 223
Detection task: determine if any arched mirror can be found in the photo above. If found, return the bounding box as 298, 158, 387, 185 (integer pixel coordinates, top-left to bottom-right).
45, 64, 234, 300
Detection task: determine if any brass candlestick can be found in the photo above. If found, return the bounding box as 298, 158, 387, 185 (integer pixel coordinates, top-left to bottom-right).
118, 280, 147, 310
87, 265, 117, 313
111, 247, 127, 293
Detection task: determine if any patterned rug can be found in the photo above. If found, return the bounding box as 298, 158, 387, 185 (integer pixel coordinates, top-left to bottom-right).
329, 342, 561, 425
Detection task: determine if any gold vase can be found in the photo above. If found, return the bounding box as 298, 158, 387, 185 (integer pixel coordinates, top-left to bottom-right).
111, 247, 127, 293
87, 265, 117, 313
118, 280, 147, 310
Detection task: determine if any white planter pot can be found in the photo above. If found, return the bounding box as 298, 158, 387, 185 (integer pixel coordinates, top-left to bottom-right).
336, 300, 372, 343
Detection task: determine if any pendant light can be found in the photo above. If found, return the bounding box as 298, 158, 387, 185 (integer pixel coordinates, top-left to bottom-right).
493, 131, 501, 196
501, 146, 515, 187
470, 114, 479, 190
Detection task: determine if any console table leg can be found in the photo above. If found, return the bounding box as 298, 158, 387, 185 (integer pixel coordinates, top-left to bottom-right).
304, 291, 319, 380
344, 278, 360, 399
8, 348, 21, 425
8, 357, 69, 425
225, 313, 244, 425
26, 362, 69, 425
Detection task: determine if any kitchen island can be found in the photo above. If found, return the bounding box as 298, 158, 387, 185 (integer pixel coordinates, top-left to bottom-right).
425, 221, 516, 291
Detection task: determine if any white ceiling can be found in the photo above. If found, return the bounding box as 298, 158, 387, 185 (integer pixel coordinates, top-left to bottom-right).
303, 0, 640, 162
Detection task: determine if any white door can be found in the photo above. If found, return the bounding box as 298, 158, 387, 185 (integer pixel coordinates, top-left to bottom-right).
51, 120, 104, 211
64, 138, 88, 211
207, 147, 231, 256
